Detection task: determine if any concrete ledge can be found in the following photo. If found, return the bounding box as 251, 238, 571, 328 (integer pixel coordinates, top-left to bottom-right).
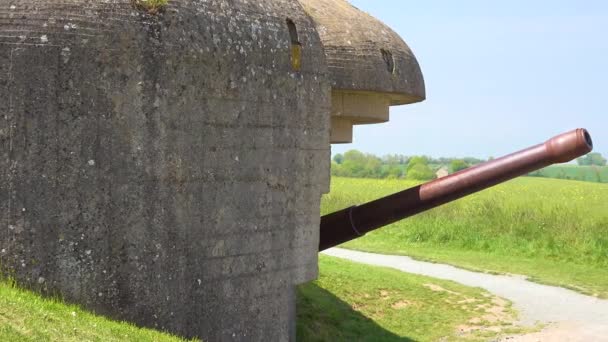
330, 117, 354, 143
331, 90, 390, 124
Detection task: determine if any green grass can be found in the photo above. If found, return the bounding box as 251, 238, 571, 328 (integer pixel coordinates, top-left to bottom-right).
297, 256, 529, 342
0, 279, 196, 341
2, 175, 603, 340
323, 177, 608, 298
530, 164, 608, 183
0, 257, 527, 342
132, 0, 168, 13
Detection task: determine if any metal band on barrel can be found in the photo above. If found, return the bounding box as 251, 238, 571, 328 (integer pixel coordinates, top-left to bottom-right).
348, 206, 363, 236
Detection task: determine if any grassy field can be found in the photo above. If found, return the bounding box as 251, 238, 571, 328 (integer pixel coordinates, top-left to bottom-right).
0, 279, 194, 341
2, 175, 604, 340
323, 177, 608, 298
297, 256, 527, 341
529, 164, 608, 183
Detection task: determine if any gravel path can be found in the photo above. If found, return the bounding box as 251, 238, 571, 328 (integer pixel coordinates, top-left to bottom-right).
323, 248, 608, 341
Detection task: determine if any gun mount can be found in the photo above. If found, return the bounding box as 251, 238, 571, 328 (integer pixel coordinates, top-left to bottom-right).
320, 128, 593, 251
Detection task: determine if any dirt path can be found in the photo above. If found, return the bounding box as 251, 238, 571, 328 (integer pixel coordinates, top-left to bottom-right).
323, 248, 608, 341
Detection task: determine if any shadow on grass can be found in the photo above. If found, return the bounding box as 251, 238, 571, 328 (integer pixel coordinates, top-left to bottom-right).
297, 283, 416, 342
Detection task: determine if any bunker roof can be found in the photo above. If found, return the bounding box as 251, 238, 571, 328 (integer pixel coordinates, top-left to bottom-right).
300, 0, 426, 106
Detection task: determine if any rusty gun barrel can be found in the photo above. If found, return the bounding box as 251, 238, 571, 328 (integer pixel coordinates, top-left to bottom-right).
320, 128, 593, 251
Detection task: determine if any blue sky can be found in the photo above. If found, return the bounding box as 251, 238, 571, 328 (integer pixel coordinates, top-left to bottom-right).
333, 1, 607, 159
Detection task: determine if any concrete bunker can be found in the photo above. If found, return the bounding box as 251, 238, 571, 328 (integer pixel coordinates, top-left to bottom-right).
0, 0, 424, 340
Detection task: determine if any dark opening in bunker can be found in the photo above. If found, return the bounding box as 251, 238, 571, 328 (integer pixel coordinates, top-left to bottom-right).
381, 49, 395, 74
286, 18, 302, 71
286, 18, 300, 45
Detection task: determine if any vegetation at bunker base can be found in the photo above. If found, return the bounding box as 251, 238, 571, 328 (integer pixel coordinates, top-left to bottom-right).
323, 177, 608, 297
297, 256, 524, 342
0, 280, 196, 342
132, 0, 168, 14
0, 258, 523, 342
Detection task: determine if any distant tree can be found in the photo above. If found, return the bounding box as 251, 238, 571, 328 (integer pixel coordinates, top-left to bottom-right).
383, 154, 404, 179
330, 161, 342, 176
462, 157, 484, 165
406, 163, 436, 181
343, 150, 365, 163
332, 150, 385, 178
592, 165, 603, 183
341, 150, 366, 177
382, 154, 399, 165
449, 159, 469, 173
577, 153, 607, 166
591, 153, 606, 166
363, 156, 383, 178
385, 165, 402, 179
577, 168, 587, 181
577, 154, 592, 166
406, 156, 429, 172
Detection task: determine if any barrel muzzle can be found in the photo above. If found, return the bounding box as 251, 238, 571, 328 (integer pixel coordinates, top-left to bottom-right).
320, 128, 594, 251
545, 128, 593, 163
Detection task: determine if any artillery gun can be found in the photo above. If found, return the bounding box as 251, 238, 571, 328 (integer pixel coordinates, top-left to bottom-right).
320, 128, 593, 250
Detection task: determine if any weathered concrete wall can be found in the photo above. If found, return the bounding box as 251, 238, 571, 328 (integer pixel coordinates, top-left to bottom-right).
0, 1, 330, 340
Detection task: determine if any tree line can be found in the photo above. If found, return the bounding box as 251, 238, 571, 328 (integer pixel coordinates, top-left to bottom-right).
333, 150, 607, 182
331, 150, 485, 180
577, 153, 607, 166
